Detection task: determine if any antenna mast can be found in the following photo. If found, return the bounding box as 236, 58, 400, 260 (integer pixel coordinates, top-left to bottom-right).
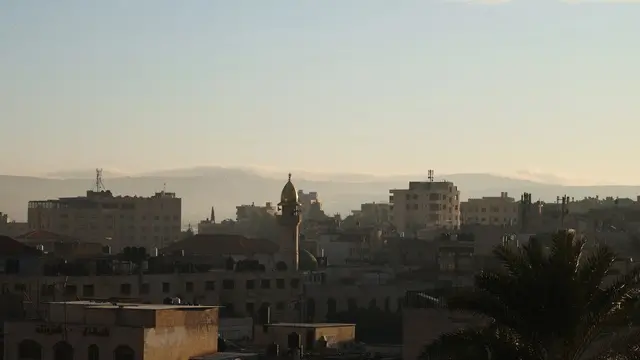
428, 169, 434, 182
95, 169, 105, 192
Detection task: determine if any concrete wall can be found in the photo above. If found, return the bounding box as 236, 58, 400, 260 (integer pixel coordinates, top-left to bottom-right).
402, 308, 482, 360
4, 322, 144, 360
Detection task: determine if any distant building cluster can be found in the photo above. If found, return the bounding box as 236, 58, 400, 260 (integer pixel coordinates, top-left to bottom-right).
2, 169, 640, 359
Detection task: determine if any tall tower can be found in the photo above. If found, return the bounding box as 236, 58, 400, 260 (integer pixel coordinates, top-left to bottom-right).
277, 173, 301, 272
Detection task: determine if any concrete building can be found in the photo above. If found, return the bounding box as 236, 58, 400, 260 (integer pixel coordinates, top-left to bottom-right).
352, 202, 391, 227
27, 190, 181, 251
389, 181, 461, 234
460, 192, 518, 226
0, 213, 28, 237
235, 203, 277, 223
254, 323, 356, 351
4, 301, 219, 360
402, 291, 484, 360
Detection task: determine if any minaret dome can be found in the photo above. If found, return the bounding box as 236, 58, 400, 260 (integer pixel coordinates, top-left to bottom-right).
280, 173, 298, 205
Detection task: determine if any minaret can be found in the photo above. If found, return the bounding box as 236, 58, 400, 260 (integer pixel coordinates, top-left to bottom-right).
277, 173, 301, 272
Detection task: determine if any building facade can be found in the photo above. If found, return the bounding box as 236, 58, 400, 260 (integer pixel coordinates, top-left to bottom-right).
460, 192, 518, 226
27, 190, 181, 251
4, 301, 219, 360
389, 181, 461, 234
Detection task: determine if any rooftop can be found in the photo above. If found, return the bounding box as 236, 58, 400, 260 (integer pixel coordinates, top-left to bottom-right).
265, 323, 354, 328
46, 301, 218, 311
0, 235, 42, 256
162, 233, 279, 256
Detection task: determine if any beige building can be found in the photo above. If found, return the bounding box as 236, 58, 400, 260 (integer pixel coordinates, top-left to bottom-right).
352, 202, 390, 227
254, 323, 355, 351
4, 301, 219, 360
389, 181, 461, 234
27, 190, 181, 251
460, 192, 518, 226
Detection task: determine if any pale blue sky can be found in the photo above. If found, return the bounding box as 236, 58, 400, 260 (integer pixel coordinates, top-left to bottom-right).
1, 0, 639, 184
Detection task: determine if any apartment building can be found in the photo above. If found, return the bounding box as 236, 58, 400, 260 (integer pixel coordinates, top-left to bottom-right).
235, 202, 277, 222
389, 181, 461, 234
460, 192, 518, 226
27, 190, 181, 251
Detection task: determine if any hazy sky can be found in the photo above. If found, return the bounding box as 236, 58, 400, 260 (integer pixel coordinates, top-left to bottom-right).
1, 0, 639, 184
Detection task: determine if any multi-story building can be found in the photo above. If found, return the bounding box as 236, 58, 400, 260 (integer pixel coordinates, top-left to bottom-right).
460, 192, 518, 226
389, 181, 461, 234
352, 202, 391, 227
235, 202, 277, 222
27, 190, 181, 251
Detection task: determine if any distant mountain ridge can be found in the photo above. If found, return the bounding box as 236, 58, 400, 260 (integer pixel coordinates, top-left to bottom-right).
3, 166, 640, 225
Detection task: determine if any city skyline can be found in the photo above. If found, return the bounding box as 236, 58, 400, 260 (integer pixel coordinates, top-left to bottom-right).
2, 1, 639, 184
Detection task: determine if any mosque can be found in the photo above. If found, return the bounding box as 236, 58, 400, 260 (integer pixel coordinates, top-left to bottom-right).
276, 173, 319, 273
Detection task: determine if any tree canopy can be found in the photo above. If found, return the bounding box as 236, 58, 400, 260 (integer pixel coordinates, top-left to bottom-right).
421, 230, 640, 360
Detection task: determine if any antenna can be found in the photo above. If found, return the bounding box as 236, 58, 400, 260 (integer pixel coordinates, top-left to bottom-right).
95, 169, 105, 192
428, 170, 434, 182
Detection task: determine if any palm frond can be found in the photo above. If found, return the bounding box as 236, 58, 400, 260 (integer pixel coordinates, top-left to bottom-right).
419, 326, 526, 360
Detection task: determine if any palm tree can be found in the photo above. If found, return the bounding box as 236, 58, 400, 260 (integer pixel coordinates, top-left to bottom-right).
420, 229, 640, 360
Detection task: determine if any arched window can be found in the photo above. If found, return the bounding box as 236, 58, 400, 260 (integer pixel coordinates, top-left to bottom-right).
113, 345, 135, 360
88, 344, 99, 360
18, 339, 42, 360
53, 341, 74, 360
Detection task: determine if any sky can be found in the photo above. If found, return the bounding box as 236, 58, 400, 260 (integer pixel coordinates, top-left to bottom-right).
1, 0, 639, 185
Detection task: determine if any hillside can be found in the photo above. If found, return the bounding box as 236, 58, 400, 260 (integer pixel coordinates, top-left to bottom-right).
2, 167, 640, 225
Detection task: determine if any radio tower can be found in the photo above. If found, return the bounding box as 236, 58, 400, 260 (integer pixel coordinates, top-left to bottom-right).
95, 169, 105, 192
428, 169, 434, 182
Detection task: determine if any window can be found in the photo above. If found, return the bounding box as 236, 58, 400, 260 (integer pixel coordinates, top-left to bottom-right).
162, 282, 170, 293
245, 280, 255, 289
140, 283, 150, 294
276, 279, 285, 289
120, 283, 131, 295
260, 279, 271, 289
290, 279, 300, 289
205, 281, 215, 291
64, 285, 77, 296
223, 279, 235, 290
14, 283, 26, 292
88, 344, 100, 360
246, 302, 255, 314
83, 284, 95, 297
185, 282, 194, 293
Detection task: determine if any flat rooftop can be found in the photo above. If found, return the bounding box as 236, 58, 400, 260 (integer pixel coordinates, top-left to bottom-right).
47, 301, 218, 311
265, 323, 354, 328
